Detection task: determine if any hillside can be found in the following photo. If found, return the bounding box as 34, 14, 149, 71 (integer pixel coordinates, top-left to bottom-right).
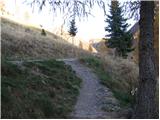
1, 17, 92, 60
1, 59, 81, 118
1, 17, 89, 118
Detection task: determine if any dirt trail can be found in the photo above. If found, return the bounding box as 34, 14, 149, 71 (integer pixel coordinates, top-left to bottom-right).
63, 59, 121, 119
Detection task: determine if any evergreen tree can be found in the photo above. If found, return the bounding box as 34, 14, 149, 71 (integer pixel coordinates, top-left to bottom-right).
68, 18, 77, 37
105, 0, 133, 57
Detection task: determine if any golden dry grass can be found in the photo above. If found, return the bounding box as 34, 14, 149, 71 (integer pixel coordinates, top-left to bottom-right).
98, 54, 158, 106
100, 55, 139, 93
1, 17, 92, 60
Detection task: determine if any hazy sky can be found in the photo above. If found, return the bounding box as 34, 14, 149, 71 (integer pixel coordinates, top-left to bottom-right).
4, 0, 138, 41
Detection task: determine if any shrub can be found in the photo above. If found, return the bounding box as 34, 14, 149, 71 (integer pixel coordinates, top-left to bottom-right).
41, 29, 46, 36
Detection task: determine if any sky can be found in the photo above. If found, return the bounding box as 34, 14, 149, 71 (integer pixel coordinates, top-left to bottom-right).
2, 0, 138, 41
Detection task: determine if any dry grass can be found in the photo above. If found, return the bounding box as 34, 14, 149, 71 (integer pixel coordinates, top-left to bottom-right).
100, 55, 139, 93
1, 17, 92, 60
101, 55, 158, 114
91, 39, 139, 94
56, 31, 98, 53
82, 54, 158, 107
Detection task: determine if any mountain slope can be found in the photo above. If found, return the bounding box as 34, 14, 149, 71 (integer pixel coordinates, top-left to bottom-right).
1, 17, 92, 60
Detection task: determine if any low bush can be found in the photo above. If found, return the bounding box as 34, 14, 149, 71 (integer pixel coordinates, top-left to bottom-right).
41, 29, 46, 36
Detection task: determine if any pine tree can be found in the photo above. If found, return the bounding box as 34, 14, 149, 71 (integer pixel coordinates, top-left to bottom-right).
105, 0, 133, 57
68, 18, 77, 37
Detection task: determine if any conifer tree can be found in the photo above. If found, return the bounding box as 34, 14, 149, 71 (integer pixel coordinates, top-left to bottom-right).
105, 0, 133, 57
68, 18, 77, 37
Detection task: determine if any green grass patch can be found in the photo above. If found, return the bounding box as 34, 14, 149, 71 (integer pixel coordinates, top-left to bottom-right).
80, 57, 134, 107
1, 59, 81, 118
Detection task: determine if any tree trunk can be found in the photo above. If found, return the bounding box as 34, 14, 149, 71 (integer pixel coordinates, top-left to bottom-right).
133, 1, 157, 118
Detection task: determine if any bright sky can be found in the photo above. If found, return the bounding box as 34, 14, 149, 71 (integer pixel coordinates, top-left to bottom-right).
3, 0, 138, 41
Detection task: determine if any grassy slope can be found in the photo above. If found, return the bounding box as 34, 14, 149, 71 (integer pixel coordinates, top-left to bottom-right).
1, 17, 92, 60
2, 59, 81, 118
1, 17, 88, 118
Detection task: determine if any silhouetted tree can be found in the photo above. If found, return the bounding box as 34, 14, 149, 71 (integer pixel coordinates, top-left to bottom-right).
124, 1, 158, 118
68, 18, 77, 37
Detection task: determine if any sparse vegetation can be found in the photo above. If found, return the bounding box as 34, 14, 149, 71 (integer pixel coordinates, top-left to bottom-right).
1, 59, 82, 118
